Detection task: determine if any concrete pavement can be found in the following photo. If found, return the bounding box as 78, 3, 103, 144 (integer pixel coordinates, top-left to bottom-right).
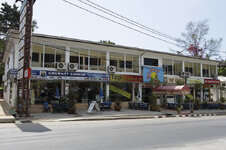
25, 108, 226, 123
0, 99, 15, 123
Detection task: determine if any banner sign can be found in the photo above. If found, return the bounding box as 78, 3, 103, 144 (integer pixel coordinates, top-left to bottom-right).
204, 79, 220, 84
187, 78, 204, 84
143, 66, 164, 83
110, 74, 142, 82
109, 85, 131, 99
7, 69, 18, 79
30, 70, 109, 81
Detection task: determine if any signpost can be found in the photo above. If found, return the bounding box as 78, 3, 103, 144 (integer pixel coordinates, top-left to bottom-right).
16, 0, 35, 117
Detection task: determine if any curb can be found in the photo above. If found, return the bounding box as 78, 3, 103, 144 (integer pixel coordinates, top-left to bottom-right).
174, 114, 216, 117
0, 116, 15, 123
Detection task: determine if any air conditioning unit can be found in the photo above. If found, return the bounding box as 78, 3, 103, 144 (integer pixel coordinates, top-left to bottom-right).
68, 63, 78, 71
56, 62, 67, 70
108, 66, 116, 73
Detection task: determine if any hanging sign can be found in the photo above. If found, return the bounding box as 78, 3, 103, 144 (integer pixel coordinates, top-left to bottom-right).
204, 79, 220, 84
30, 70, 109, 81
143, 66, 164, 83
110, 74, 142, 82
109, 85, 131, 99
187, 78, 204, 84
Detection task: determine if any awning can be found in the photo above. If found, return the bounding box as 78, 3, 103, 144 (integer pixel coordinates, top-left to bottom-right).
153, 85, 190, 95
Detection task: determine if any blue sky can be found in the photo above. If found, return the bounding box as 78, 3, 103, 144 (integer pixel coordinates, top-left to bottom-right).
3, 0, 226, 59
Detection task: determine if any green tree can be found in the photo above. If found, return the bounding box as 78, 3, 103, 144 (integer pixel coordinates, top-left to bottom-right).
99, 40, 115, 45
176, 20, 222, 59
0, 2, 20, 36
218, 60, 226, 76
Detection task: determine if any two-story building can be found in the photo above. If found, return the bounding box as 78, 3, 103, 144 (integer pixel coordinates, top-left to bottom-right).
2, 30, 220, 112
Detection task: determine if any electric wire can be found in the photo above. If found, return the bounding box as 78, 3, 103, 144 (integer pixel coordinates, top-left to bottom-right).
77, 0, 176, 41
62, 0, 181, 47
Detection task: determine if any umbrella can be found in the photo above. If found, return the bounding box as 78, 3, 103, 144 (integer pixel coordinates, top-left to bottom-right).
99, 88, 104, 103
137, 89, 141, 102
54, 86, 60, 99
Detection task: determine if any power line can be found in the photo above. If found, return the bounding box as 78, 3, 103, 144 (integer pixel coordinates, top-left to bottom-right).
77, 0, 176, 41
62, 0, 181, 47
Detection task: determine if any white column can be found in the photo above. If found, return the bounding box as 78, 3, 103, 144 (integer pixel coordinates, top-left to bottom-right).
65, 81, 69, 95
65, 47, 70, 63
201, 87, 203, 102
100, 82, 103, 103
106, 82, 109, 101
200, 63, 203, 77
182, 60, 185, 72
138, 83, 142, 102
132, 83, 135, 101
106, 51, 110, 71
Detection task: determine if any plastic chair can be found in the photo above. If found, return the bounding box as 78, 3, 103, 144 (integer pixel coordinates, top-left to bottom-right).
43, 102, 50, 112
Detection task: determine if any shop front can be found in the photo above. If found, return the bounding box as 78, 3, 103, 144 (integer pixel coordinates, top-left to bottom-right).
109, 74, 142, 101
30, 69, 109, 105
204, 79, 221, 101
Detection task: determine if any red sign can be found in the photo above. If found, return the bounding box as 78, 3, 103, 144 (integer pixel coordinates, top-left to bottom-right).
110, 74, 143, 82
24, 68, 31, 78
204, 79, 220, 84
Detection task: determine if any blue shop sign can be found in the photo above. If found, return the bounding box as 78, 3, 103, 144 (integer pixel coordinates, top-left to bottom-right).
143, 66, 164, 83
7, 69, 18, 79
31, 70, 109, 81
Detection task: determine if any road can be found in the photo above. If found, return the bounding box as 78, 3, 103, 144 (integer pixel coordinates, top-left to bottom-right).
1, 116, 226, 150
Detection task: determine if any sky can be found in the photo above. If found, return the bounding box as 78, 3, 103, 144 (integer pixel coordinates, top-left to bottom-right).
2, 0, 226, 59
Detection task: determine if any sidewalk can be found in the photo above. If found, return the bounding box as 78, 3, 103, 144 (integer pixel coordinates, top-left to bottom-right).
25, 108, 226, 123
0, 99, 15, 123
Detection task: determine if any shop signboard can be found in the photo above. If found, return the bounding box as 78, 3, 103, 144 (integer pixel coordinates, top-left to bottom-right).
30, 70, 109, 81
110, 74, 142, 82
204, 79, 220, 84
143, 66, 164, 83
7, 69, 18, 79
187, 78, 204, 84
109, 85, 131, 99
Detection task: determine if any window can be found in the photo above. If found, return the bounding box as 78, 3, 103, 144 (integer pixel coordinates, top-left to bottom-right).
163, 59, 172, 75
202, 64, 209, 77
144, 58, 158, 66
32, 52, 39, 62
31, 44, 43, 67
185, 62, 193, 75
173, 60, 182, 75
193, 63, 201, 76
70, 48, 106, 71
110, 52, 124, 72
80, 49, 88, 70
210, 65, 216, 77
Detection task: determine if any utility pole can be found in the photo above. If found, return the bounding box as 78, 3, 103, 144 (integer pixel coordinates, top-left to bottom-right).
16, 0, 35, 117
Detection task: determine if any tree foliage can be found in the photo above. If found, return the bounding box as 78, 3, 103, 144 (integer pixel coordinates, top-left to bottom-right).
218, 60, 226, 76
0, 2, 20, 36
99, 40, 115, 45
0, 2, 38, 38
176, 20, 222, 59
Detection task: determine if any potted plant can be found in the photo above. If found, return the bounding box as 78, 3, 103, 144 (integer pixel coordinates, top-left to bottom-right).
194, 98, 201, 110
114, 98, 121, 111
149, 94, 158, 111
67, 90, 78, 114
176, 96, 183, 113
219, 97, 225, 110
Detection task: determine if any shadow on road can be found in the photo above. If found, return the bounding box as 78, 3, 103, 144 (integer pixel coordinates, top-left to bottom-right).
15, 121, 51, 133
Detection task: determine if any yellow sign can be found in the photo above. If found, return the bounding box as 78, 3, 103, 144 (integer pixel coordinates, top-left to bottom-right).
186, 94, 194, 100
109, 85, 131, 99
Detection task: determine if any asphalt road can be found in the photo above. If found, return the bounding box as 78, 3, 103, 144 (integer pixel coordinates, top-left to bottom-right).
1, 116, 226, 150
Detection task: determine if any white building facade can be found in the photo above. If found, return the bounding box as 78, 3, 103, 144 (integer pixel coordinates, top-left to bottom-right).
2, 30, 220, 110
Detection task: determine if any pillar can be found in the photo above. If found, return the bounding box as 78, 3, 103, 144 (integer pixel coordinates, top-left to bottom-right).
138, 83, 142, 102
132, 83, 135, 101
106, 82, 109, 101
